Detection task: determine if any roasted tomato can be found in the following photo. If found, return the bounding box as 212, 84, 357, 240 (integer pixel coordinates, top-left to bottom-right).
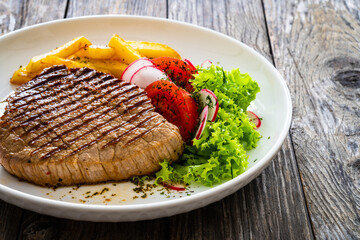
152, 57, 197, 92
145, 80, 199, 142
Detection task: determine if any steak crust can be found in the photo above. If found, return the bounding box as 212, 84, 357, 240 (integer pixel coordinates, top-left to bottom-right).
0, 65, 184, 186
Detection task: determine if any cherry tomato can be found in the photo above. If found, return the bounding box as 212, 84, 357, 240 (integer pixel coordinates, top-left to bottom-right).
152, 57, 197, 92
145, 80, 199, 142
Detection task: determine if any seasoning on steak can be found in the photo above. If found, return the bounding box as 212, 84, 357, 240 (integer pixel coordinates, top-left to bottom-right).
0, 65, 184, 186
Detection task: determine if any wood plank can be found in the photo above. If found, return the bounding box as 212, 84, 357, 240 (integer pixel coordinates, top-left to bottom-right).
0, 1, 67, 239
168, 0, 314, 239
0, 200, 22, 240
18, 213, 169, 240
0, 0, 23, 35
0, 0, 67, 35
16, 1, 170, 240
263, 0, 360, 238
66, 0, 167, 17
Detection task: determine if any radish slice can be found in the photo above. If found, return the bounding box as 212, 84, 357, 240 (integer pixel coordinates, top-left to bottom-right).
120, 58, 155, 83
198, 89, 219, 122
161, 182, 186, 191
247, 111, 261, 129
201, 59, 212, 69
195, 105, 209, 140
130, 66, 168, 89
184, 59, 196, 71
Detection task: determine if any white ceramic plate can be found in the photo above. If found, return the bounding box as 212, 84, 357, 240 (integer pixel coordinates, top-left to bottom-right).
0, 15, 292, 222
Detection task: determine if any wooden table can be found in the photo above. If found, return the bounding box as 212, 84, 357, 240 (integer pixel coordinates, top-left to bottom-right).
0, 0, 359, 239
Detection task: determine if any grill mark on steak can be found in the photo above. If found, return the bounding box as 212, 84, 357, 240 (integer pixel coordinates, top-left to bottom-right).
33, 85, 152, 160
23, 82, 131, 136
33, 96, 141, 157
20, 82, 134, 137
20, 80, 121, 125
125, 120, 164, 146
27, 83, 137, 145
122, 91, 148, 105
42, 100, 154, 160
124, 99, 151, 114
9, 69, 74, 106
101, 115, 158, 149
2, 78, 71, 123
67, 106, 153, 146
6, 72, 120, 125
14, 73, 115, 115
5, 69, 110, 121
10, 65, 69, 99
9, 75, 65, 105
100, 105, 154, 138
7, 68, 105, 114
63, 106, 154, 159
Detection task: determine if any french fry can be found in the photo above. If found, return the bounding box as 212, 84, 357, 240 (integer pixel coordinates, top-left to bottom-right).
48, 36, 92, 58
90, 59, 127, 78
74, 45, 115, 59
11, 35, 184, 85
108, 34, 142, 64
127, 41, 181, 59
70, 56, 128, 78
26, 36, 92, 72
30, 55, 91, 73
11, 56, 92, 85
10, 67, 35, 85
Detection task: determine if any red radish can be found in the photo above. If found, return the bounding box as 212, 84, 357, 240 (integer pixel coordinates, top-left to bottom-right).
198, 89, 219, 122
195, 105, 209, 140
201, 59, 212, 69
184, 59, 196, 71
120, 58, 155, 82
161, 182, 186, 191
130, 66, 168, 89
247, 111, 261, 129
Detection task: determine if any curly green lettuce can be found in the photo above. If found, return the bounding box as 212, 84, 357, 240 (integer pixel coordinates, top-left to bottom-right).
155, 64, 261, 186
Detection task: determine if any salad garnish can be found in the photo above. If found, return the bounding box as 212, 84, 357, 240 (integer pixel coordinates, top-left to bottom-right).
153, 64, 261, 187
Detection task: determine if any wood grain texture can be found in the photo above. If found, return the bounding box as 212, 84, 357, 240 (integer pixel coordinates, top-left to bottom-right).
0, 200, 22, 240
168, 0, 273, 62
0, 0, 23, 35
263, 0, 360, 238
18, 213, 169, 240
168, 1, 313, 239
0, 0, 67, 36
66, 0, 167, 17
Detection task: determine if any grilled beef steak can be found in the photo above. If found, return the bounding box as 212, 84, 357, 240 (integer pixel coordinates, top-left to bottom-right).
0, 65, 184, 186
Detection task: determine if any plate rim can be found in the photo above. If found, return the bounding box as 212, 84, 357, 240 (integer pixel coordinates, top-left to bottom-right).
0, 15, 292, 214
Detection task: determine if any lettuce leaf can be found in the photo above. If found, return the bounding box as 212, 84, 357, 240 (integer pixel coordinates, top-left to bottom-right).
155, 64, 261, 186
